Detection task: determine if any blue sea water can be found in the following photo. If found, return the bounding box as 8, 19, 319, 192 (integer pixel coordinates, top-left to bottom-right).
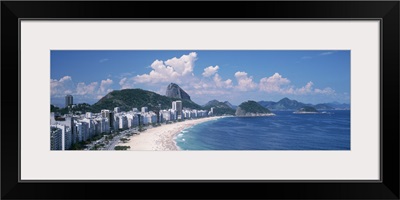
176, 110, 350, 150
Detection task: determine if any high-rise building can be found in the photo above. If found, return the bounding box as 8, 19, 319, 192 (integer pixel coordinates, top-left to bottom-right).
141, 107, 148, 113
101, 109, 110, 118
80, 118, 95, 138
172, 101, 182, 119
75, 122, 83, 142
114, 107, 121, 113
100, 109, 113, 132
109, 112, 114, 130
50, 124, 72, 150
50, 113, 75, 145
95, 117, 110, 134
65, 95, 73, 107
113, 114, 120, 130
50, 126, 62, 150
93, 120, 101, 135
85, 112, 92, 118
118, 115, 128, 129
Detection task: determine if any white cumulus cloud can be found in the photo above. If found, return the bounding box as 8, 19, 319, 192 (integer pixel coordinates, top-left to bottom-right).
258, 73, 336, 96
259, 73, 291, 93
291, 81, 335, 95
295, 81, 314, 94
314, 87, 335, 95
134, 52, 197, 84
51, 76, 114, 101
213, 74, 233, 88
234, 71, 257, 91
99, 78, 113, 93
119, 77, 136, 89
119, 77, 127, 86
50, 76, 75, 96
202, 65, 219, 77
76, 82, 98, 95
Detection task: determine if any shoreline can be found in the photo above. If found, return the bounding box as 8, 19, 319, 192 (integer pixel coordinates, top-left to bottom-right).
293, 112, 319, 114
235, 113, 276, 117
124, 116, 226, 151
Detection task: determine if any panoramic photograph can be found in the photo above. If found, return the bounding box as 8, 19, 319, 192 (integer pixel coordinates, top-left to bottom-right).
50, 50, 350, 151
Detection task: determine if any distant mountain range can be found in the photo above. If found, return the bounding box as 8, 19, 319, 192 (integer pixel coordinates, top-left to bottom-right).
258, 97, 350, 111
203, 100, 235, 115
223, 101, 237, 109
323, 102, 351, 110
51, 83, 349, 116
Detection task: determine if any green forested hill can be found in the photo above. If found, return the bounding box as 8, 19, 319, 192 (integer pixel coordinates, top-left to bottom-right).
237, 100, 272, 114
91, 89, 203, 112
203, 100, 235, 115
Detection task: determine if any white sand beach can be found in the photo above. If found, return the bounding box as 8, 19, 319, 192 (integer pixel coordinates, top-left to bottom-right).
125, 116, 226, 150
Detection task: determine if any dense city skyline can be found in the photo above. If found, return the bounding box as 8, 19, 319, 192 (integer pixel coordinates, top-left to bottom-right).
51, 97, 211, 150
51, 50, 350, 107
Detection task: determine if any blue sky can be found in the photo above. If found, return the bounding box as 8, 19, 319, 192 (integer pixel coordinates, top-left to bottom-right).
51, 50, 350, 107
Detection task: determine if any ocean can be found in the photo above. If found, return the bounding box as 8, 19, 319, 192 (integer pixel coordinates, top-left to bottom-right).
175, 110, 350, 150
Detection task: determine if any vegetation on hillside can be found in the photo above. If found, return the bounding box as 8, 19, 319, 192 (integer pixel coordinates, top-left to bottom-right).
297, 106, 318, 112
258, 97, 341, 110
203, 99, 235, 115
237, 101, 272, 114
51, 103, 93, 115
90, 89, 202, 113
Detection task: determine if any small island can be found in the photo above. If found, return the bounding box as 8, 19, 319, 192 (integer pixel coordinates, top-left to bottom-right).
235, 100, 275, 117
293, 106, 319, 114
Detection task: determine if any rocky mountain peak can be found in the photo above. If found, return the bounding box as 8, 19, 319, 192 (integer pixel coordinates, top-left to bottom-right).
165, 83, 191, 100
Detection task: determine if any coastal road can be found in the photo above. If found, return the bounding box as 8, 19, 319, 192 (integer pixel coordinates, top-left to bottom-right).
106, 128, 138, 150
84, 137, 106, 150
106, 134, 124, 150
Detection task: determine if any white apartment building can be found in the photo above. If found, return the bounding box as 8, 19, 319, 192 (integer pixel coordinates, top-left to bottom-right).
146, 111, 158, 124
80, 118, 95, 138
85, 112, 92, 118
140, 112, 156, 125
182, 110, 192, 119
141, 107, 148, 113
101, 109, 110, 118
50, 126, 62, 150
75, 122, 88, 142
126, 113, 139, 128
172, 101, 182, 119
104, 118, 110, 133
94, 117, 110, 134
170, 109, 177, 121
118, 115, 128, 129
159, 110, 167, 122
92, 120, 100, 135
142, 113, 149, 125
50, 113, 75, 145
113, 115, 120, 130
51, 124, 72, 150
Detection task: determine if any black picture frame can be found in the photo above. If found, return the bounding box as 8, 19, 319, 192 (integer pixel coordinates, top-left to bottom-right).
2, 1, 399, 199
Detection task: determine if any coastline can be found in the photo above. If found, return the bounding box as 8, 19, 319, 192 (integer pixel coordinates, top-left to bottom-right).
125, 116, 226, 151
235, 113, 276, 117
293, 112, 319, 114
